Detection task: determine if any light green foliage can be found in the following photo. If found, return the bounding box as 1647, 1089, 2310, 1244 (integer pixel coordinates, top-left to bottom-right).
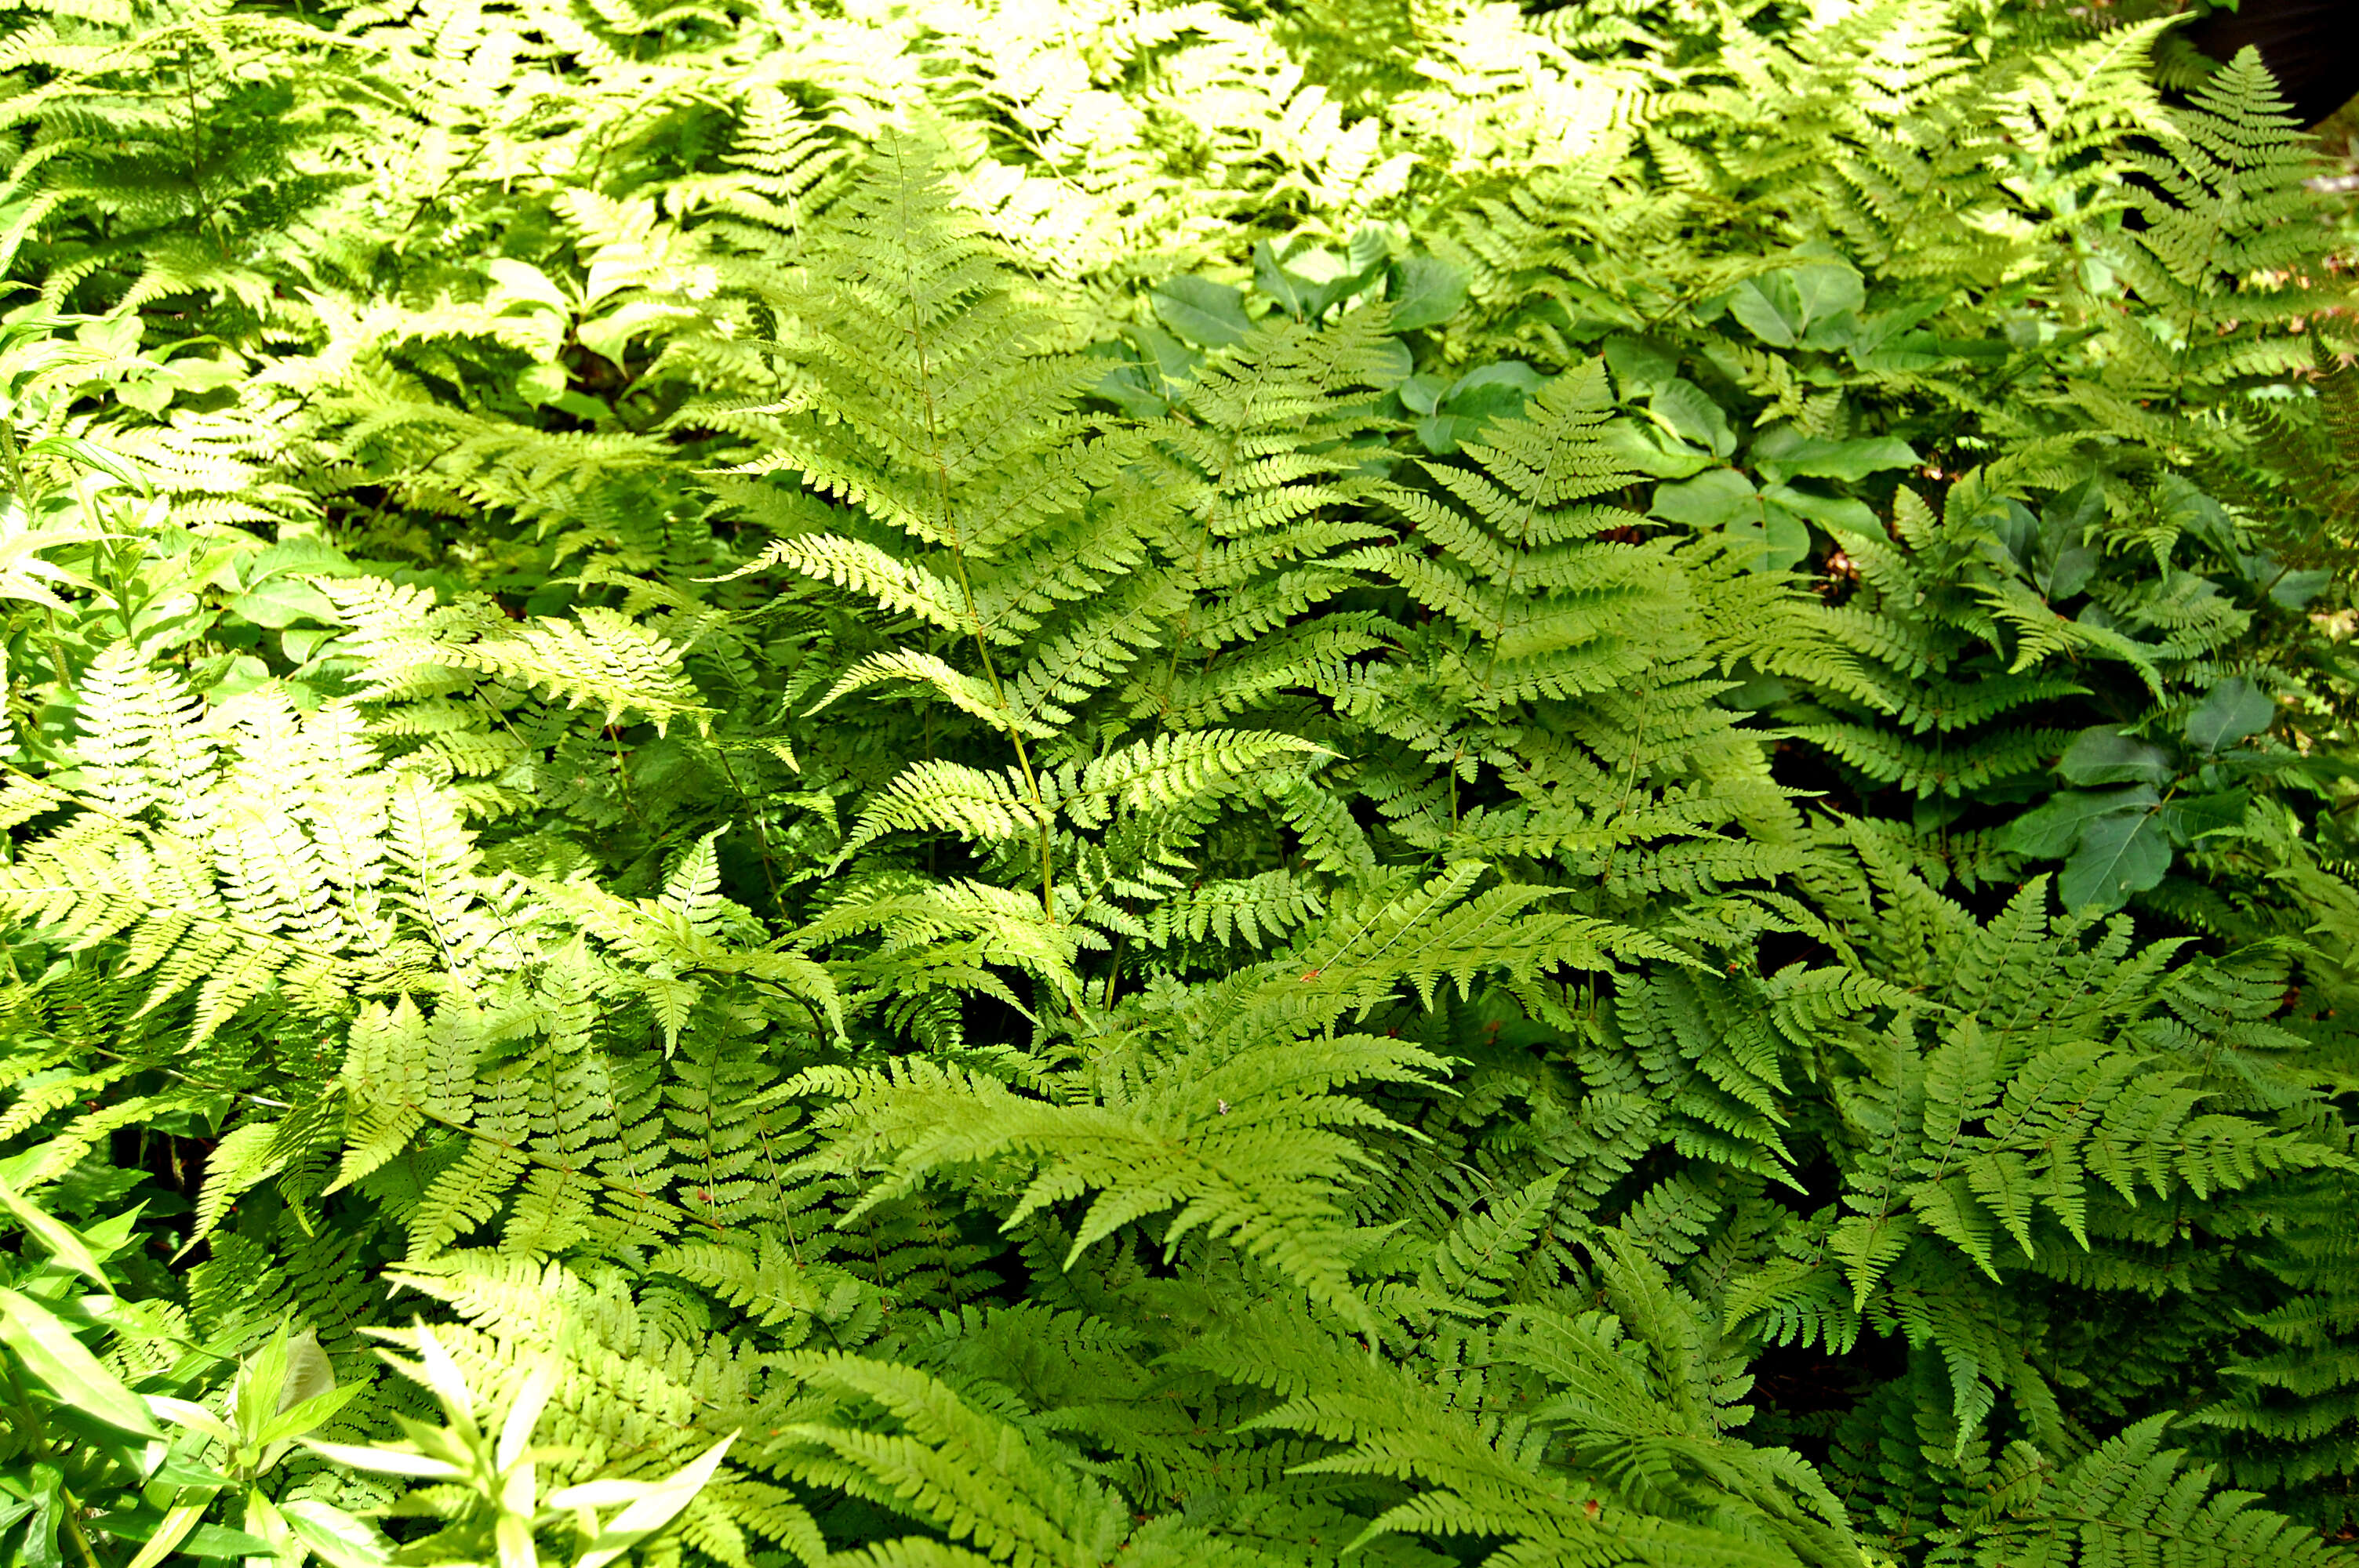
1, 0, 2357, 1564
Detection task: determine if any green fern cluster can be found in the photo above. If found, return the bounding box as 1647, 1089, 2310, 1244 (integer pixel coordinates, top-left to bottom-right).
1, 0, 2357, 1565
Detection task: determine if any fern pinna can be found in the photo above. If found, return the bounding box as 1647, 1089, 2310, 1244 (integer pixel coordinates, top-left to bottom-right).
0, 2, 2357, 1566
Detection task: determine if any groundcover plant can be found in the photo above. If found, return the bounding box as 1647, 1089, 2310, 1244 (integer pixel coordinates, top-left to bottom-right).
2, 0, 2358, 1563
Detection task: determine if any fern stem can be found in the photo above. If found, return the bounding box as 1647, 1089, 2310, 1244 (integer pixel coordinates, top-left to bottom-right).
948, 544, 1058, 918
179, 56, 224, 261
604, 723, 643, 822
709, 746, 784, 913
1100, 931, 1126, 1011
896, 229, 1059, 918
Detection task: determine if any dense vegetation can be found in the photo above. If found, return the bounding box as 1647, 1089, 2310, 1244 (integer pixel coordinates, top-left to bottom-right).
2, 0, 2357, 1564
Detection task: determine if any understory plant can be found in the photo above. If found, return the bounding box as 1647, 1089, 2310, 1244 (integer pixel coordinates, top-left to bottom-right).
2, 0, 2357, 1565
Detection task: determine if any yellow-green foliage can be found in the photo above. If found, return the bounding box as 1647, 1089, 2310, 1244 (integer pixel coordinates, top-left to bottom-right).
0, 2, 2357, 1566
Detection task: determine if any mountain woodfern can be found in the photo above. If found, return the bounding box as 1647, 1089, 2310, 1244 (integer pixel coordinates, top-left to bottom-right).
0, 1, 2356, 1566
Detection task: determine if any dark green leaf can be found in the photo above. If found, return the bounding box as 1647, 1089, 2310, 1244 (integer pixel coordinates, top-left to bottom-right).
1648, 380, 1734, 458
1438, 361, 1542, 417
1761, 485, 1877, 535
1599, 419, 1714, 478
1750, 427, 1917, 483
1650, 470, 1759, 529
1725, 263, 1863, 350
2161, 789, 2250, 844
1253, 241, 1311, 318
1650, 471, 1815, 570
1093, 363, 1166, 418
1999, 786, 2159, 858
1790, 263, 1866, 332
1398, 372, 1447, 416
2042, 546, 2099, 602
1726, 273, 1805, 347
2160, 473, 2239, 558
2056, 728, 2175, 787
2268, 568, 2331, 611
1128, 322, 1200, 390
1753, 508, 1815, 573
1418, 363, 1544, 452
2184, 677, 2274, 753
227, 577, 338, 629
2059, 810, 2172, 910
1605, 335, 1679, 398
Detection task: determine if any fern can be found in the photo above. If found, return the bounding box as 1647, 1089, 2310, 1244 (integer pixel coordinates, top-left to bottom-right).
2110, 46, 2344, 401
1, 3, 2357, 1564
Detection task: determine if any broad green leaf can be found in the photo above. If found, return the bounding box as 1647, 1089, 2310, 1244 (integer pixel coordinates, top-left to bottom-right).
2160, 789, 2250, 844
1790, 263, 1866, 332
1093, 361, 1167, 419
1751, 503, 1816, 573
2159, 473, 2239, 557
149, 1396, 238, 1446
1398, 372, 1446, 415
228, 575, 339, 629
1257, 241, 1379, 319
1751, 427, 1917, 483
495, 1359, 558, 1471
2027, 480, 2103, 598
1604, 334, 1680, 398
485, 256, 572, 313
123, 1494, 219, 1568
0, 1175, 110, 1285
1725, 263, 1863, 348
2184, 677, 2274, 753
278, 1500, 394, 1568
1129, 321, 1201, 389
1386, 256, 1466, 331
2041, 545, 2099, 602
256, 1381, 365, 1448
232, 1324, 296, 1446
1418, 364, 1541, 452
1649, 470, 1814, 571
297, 1439, 467, 1480
0, 1287, 162, 1437
2000, 786, 2159, 858
1438, 361, 1543, 416
1253, 240, 1316, 318
2268, 567, 2331, 610
561, 1431, 736, 1568
1650, 469, 1758, 529
22, 435, 147, 492
575, 299, 697, 367
180, 1523, 279, 1559
282, 1327, 336, 1413
2056, 728, 2175, 787
1598, 419, 1714, 478
2059, 810, 2171, 910
1727, 272, 1805, 347
1648, 379, 1735, 457
515, 362, 568, 406
1761, 484, 1878, 535
1152, 277, 1252, 347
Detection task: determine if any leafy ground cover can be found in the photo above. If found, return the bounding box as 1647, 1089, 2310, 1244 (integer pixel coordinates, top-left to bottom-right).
2, 0, 2359, 1564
